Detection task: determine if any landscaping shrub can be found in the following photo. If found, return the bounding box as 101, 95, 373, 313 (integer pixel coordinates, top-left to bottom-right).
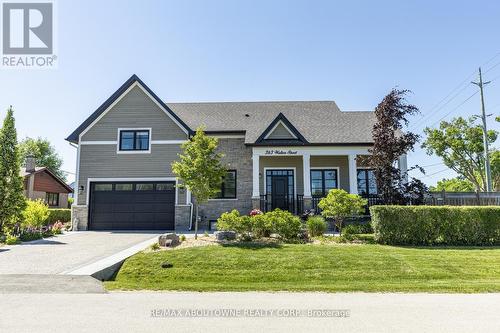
19, 230, 44, 242
47, 209, 71, 224
251, 214, 273, 238
5, 234, 19, 245
265, 209, 302, 240
22, 199, 50, 229
318, 189, 367, 235
370, 205, 500, 246
307, 216, 327, 237
51, 221, 64, 234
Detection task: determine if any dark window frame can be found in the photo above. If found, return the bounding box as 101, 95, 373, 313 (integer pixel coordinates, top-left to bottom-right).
46, 192, 59, 206
357, 168, 378, 196
119, 130, 150, 151
310, 169, 338, 197
215, 170, 237, 199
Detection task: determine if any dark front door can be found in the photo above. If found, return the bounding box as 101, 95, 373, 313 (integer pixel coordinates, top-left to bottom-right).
271, 176, 289, 210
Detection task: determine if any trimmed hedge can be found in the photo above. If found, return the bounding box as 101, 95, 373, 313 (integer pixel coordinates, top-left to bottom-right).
370, 206, 500, 246
46, 209, 71, 224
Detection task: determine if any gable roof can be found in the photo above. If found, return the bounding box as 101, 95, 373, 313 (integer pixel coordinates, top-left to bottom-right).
255, 113, 307, 145
21, 167, 73, 193
66, 75, 376, 145
65, 75, 193, 143
168, 101, 376, 145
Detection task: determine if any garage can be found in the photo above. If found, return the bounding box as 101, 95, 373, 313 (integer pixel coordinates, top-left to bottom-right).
89, 181, 176, 230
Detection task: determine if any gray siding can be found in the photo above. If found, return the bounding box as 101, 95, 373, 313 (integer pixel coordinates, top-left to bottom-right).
82, 86, 188, 141
77, 144, 185, 205
198, 138, 253, 222
310, 156, 349, 192
266, 122, 295, 139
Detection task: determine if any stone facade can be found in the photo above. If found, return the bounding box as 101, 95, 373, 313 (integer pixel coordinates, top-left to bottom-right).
71, 205, 89, 230
175, 205, 191, 231
197, 137, 253, 225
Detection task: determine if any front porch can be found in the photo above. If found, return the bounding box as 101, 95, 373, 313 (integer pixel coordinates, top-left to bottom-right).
251, 146, 407, 215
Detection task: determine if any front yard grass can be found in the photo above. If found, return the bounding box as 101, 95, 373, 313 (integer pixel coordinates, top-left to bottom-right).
105, 243, 500, 293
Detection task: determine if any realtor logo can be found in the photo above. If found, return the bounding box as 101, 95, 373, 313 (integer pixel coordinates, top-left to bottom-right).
1, 1, 56, 68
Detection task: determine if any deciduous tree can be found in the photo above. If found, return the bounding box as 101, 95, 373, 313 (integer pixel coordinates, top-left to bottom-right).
18, 137, 65, 181
172, 126, 226, 239
422, 117, 498, 192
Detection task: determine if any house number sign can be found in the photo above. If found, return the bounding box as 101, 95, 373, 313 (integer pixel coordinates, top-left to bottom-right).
264, 150, 298, 155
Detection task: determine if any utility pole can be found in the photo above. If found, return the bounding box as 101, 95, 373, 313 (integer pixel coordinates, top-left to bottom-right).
471, 67, 493, 192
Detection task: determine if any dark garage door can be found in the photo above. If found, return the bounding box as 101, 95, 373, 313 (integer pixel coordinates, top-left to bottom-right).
89, 181, 175, 230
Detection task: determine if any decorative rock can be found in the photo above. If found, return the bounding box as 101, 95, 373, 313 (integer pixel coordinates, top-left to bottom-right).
214, 231, 237, 241
161, 261, 173, 268
158, 233, 179, 247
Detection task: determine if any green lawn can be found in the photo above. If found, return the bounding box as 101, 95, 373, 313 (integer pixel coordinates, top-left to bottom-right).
105, 243, 500, 293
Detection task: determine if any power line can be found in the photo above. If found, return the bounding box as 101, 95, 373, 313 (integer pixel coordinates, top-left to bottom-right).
410, 52, 500, 131
420, 168, 450, 178
425, 91, 479, 129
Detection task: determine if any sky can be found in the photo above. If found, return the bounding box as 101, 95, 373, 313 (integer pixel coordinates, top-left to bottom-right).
1, 0, 499, 185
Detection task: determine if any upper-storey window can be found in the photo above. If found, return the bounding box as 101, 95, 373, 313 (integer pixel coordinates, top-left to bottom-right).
118, 129, 150, 152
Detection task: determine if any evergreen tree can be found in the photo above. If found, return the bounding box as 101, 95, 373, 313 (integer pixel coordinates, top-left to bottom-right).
0, 107, 26, 233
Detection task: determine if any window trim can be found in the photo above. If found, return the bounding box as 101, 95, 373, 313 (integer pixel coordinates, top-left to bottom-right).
356, 168, 378, 196
116, 128, 151, 154
310, 167, 339, 197
46, 192, 59, 207
212, 170, 237, 200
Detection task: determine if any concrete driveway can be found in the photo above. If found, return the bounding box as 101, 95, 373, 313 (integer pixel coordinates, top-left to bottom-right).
0, 231, 161, 274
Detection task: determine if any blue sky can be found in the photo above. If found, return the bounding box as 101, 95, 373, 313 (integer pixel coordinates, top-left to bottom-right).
1, 0, 499, 184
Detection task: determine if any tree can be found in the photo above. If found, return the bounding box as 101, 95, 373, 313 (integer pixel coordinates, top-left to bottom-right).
0, 107, 26, 233
429, 177, 475, 192
318, 189, 367, 235
172, 126, 226, 239
491, 150, 500, 191
365, 89, 425, 204
18, 137, 65, 181
22, 199, 50, 230
422, 116, 498, 192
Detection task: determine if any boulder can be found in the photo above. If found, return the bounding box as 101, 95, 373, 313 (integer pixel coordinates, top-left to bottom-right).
214, 230, 237, 241
158, 233, 180, 247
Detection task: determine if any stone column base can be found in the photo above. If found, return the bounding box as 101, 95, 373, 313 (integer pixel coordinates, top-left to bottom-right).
71, 205, 88, 230
251, 197, 260, 210
175, 205, 192, 231
303, 197, 312, 211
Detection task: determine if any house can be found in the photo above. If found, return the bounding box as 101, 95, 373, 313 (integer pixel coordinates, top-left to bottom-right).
22, 156, 73, 208
66, 75, 407, 231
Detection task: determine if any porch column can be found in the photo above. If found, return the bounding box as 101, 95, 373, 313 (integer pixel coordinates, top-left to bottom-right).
252, 153, 260, 198
399, 154, 408, 184
348, 154, 358, 195
303, 153, 311, 198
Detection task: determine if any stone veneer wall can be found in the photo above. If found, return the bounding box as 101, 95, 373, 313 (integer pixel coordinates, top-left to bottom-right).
197, 138, 253, 224
71, 205, 88, 230
175, 205, 191, 231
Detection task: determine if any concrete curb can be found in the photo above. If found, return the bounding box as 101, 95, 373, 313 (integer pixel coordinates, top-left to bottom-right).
61, 235, 159, 280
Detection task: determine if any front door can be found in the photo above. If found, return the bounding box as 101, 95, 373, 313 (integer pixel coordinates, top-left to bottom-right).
271, 176, 289, 210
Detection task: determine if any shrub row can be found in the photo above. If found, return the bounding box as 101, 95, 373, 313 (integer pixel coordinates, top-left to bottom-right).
47, 209, 71, 224
217, 209, 303, 241
370, 205, 500, 246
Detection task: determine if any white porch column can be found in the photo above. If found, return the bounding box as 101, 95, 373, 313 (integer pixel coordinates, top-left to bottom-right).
348, 154, 358, 194
303, 153, 311, 197
252, 153, 260, 198
399, 154, 408, 183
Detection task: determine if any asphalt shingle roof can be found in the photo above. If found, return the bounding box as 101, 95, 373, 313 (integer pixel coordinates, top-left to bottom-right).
168, 101, 375, 145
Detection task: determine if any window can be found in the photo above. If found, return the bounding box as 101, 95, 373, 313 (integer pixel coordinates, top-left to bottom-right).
136, 183, 154, 191
156, 183, 174, 191
46, 192, 59, 206
310, 169, 338, 197
94, 184, 113, 191
115, 184, 133, 191
119, 130, 150, 151
215, 170, 237, 199
357, 169, 377, 196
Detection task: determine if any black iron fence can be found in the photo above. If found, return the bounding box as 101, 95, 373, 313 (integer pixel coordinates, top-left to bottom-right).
259, 194, 296, 214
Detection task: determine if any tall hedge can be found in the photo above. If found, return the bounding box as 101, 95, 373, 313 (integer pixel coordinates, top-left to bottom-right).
46, 209, 71, 224
370, 206, 500, 246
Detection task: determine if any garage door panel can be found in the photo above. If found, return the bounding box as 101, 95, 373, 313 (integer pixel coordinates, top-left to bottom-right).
90, 181, 176, 230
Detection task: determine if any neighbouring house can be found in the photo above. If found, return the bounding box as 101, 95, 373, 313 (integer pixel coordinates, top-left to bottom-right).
22, 156, 73, 208
66, 75, 407, 231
